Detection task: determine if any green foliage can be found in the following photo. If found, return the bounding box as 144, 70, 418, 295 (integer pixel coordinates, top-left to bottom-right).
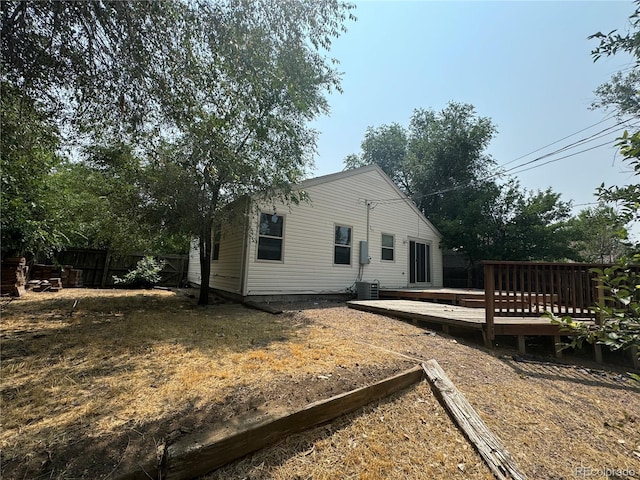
407, 103, 497, 222
49, 151, 190, 254
113, 256, 166, 289
1, 1, 351, 285
1, 2, 191, 258
550, 255, 640, 360
0, 82, 67, 259
1, 0, 184, 139
589, 1, 640, 66
569, 202, 631, 262
591, 2, 640, 228
592, 70, 640, 117
597, 131, 640, 224
345, 123, 411, 191
344, 103, 577, 276
144, 0, 355, 304
476, 180, 575, 261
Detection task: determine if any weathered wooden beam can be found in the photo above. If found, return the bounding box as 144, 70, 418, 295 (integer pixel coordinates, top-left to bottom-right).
242, 300, 283, 315
162, 365, 424, 480
485, 263, 496, 342
422, 360, 527, 480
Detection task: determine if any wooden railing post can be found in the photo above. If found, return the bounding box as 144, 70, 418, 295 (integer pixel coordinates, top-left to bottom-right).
484, 263, 495, 347
593, 276, 606, 363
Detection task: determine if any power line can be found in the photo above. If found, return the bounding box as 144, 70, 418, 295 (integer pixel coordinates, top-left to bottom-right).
506, 139, 615, 176
500, 112, 618, 168
499, 118, 636, 175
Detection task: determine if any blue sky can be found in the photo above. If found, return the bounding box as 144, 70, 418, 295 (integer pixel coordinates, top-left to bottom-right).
310, 1, 636, 215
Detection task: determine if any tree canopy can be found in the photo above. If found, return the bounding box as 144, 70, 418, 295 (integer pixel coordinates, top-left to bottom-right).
1, 0, 355, 305
344, 102, 578, 282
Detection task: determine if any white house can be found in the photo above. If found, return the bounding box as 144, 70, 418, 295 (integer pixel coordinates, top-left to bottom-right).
187, 165, 443, 300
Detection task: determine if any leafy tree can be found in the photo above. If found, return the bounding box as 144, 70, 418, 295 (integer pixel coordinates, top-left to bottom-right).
592, 70, 640, 118
345, 123, 411, 192
597, 131, 640, 223
1, 0, 354, 307
1, 1, 188, 259
143, 0, 355, 305
590, 1, 640, 224
49, 148, 190, 254
1, 0, 184, 139
478, 181, 575, 262
569, 202, 630, 262
343, 103, 579, 282
0, 83, 66, 259
406, 103, 497, 224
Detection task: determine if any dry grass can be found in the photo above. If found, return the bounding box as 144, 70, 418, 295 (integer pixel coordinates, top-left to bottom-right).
1, 289, 403, 478
206, 381, 493, 480
1, 289, 639, 479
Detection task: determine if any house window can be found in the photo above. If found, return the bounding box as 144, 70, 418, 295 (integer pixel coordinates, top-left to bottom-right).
381, 233, 394, 261
257, 213, 284, 261
334, 225, 352, 265
212, 229, 221, 261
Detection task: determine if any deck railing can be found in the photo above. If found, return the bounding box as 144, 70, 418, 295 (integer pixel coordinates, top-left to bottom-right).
483, 261, 608, 341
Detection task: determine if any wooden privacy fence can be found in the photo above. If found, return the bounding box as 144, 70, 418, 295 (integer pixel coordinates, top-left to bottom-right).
482, 261, 608, 342
56, 248, 188, 288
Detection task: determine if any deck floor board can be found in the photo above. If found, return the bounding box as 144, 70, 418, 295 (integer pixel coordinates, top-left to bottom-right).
347, 300, 588, 336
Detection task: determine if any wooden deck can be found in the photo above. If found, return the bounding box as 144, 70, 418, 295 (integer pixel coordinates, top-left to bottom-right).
380, 288, 484, 305
348, 300, 574, 337
346, 299, 598, 359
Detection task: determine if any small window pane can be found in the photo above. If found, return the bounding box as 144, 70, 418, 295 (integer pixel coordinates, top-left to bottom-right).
335, 226, 351, 245
334, 245, 351, 265
260, 213, 283, 237
258, 237, 282, 261
257, 213, 283, 261
381, 234, 394, 261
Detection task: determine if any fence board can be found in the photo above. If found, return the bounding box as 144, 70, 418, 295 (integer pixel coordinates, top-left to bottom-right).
56, 249, 188, 288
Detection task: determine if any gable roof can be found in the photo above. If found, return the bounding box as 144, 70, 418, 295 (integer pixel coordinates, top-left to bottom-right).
296, 165, 442, 239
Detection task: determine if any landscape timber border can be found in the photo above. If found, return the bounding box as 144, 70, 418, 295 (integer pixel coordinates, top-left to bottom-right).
115, 361, 526, 480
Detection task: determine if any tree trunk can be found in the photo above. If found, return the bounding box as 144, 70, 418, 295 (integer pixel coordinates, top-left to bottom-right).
198, 219, 213, 305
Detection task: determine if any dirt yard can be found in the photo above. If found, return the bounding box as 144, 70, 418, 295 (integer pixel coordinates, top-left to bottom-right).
1, 289, 639, 479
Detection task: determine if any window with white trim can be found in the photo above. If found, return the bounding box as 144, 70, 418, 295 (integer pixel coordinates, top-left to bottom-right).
381, 233, 394, 261
257, 213, 284, 261
334, 225, 352, 265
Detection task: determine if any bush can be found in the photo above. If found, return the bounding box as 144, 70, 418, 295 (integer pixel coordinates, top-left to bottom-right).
113, 256, 165, 288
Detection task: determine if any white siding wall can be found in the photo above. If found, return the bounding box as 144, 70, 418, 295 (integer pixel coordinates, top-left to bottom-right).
245, 168, 443, 296
187, 223, 246, 293
211, 223, 245, 293
187, 239, 201, 285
